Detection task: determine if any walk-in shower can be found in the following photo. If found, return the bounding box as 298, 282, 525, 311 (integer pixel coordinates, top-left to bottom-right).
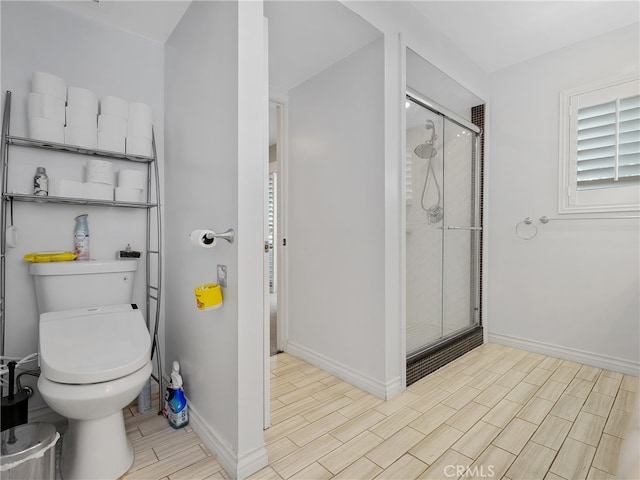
405, 88, 483, 375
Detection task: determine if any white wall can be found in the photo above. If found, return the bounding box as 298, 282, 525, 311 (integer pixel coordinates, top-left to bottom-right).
287, 37, 388, 395
164, 2, 266, 478
0, 1, 165, 408
486, 23, 640, 374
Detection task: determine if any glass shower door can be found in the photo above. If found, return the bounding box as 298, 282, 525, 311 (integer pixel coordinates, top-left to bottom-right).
441, 118, 481, 339
406, 98, 480, 359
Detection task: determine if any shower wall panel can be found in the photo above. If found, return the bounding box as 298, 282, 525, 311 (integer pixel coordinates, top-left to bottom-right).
406, 121, 443, 354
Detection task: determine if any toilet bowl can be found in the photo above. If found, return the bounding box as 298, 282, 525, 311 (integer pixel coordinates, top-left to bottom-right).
30, 260, 151, 479
37, 304, 152, 480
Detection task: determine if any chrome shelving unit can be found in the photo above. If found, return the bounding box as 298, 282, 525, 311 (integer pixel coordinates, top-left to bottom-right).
0, 90, 163, 405
3, 192, 156, 208
6, 135, 156, 162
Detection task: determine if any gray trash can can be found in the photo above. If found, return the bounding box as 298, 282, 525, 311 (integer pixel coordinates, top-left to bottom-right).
1, 423, 59, 480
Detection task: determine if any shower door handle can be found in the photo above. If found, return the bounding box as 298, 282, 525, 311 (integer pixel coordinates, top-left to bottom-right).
446, 226, 482, 231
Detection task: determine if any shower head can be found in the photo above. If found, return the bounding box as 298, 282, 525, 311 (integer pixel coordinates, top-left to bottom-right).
414, 142, 437, 159
413, 120, 438, 159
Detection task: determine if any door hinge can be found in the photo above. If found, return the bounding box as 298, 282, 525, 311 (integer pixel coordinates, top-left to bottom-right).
283, 238, 287, 246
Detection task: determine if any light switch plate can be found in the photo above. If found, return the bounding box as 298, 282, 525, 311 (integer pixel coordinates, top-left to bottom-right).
217, 264, 227, 288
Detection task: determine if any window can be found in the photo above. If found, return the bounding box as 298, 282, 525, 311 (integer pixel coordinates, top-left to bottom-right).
559, 76, 640, 213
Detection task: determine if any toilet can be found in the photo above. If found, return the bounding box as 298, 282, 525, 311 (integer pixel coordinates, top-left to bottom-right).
30, 260, 152, 480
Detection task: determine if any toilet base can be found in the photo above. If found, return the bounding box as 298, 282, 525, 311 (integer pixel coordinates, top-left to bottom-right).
61, 411, 133, 480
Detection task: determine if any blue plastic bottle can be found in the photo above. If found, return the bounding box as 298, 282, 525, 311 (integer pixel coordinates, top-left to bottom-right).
168, 363, 188, 429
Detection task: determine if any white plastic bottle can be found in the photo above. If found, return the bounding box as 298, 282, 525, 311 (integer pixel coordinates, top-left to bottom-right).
33, 166, 48, 196
74, 214, 90, 260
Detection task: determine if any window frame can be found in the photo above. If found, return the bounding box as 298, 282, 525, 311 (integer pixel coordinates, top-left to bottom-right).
558, 74, 640, 214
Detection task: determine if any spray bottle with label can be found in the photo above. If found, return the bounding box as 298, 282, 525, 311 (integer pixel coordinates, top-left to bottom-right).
33, 167, 48, 196
167, 361, 188, 429
74, 214, 90, 260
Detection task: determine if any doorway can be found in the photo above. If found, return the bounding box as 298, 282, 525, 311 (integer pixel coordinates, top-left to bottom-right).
268, 100, 285, 356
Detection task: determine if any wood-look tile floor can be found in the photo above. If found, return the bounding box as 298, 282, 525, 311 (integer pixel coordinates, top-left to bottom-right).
120, 343, 638, 479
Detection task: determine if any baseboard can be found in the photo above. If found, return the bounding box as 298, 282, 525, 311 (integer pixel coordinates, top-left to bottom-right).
286, 341, 402, 400
384, 376, 404, 399
235, 444, 270, 480
187, 401, 268, 480
488, 332, 640, 376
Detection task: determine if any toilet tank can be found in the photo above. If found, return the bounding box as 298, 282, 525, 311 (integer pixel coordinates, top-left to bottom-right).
29, 260, 138, 313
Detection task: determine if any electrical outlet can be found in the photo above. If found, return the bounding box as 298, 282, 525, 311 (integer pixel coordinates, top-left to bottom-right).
217, 265, 227, 288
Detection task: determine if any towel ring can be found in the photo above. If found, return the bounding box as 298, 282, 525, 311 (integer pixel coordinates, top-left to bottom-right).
515, 217, 537, 240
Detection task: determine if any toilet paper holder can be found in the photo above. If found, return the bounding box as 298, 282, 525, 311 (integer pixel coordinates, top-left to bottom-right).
193, 228, 235, 245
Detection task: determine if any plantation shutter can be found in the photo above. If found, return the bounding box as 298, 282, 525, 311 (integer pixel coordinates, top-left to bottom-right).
575, 93, 640, 191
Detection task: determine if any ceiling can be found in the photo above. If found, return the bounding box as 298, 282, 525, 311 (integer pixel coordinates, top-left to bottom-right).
411, 1, 640, 73
49, 1, 639, 75
51, 0, 637, 147
51, 1, 191, 44
264, 1, 382, 92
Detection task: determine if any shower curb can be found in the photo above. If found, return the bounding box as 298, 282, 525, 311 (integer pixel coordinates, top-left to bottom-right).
406, 326, 483, 386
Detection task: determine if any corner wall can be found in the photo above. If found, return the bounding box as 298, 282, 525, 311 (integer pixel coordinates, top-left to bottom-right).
164, 2, 266, 477
286, 37, 391, 396
486, 24, 640, 374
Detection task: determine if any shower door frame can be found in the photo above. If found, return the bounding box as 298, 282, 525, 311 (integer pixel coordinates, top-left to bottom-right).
405, 87, 483, 362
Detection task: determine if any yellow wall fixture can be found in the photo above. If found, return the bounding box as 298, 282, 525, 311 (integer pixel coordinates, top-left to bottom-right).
23, 251, 77, 262
194, 283, 223, 311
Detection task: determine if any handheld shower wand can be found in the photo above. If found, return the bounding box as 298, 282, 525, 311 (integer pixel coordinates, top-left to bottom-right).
413, 120, 443, 224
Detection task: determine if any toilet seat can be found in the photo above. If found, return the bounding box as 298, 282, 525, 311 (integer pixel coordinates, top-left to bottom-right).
39, 304, 151, 384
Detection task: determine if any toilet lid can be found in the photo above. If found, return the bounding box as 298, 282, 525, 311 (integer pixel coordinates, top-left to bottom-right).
39, 304, 151, 384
